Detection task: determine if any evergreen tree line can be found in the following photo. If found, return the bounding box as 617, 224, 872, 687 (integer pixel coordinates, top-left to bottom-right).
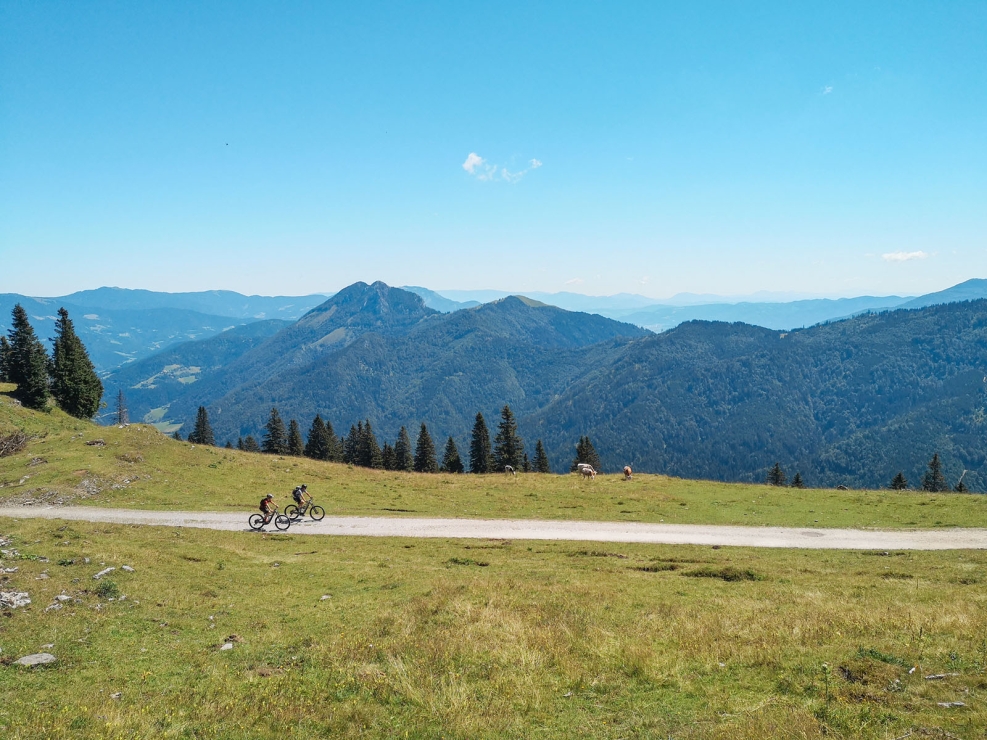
180, 403, 604, 475
765, 452, 973, 493
0, 305, 103, 419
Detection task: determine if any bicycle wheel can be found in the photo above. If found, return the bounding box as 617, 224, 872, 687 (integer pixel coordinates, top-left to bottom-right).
284, 504, 299, 520
274, 514, 291, 531
309, 505, 325, 521
248, 514, 265, 530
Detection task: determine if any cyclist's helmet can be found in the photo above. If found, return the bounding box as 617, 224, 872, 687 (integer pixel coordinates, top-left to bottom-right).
300, 484, 307, 491
266, 493, 274, 499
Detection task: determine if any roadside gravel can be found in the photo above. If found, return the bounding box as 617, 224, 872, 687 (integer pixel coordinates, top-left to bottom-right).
2, 506, 986, 549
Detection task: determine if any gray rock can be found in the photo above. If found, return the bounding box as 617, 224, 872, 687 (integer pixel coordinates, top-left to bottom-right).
15, 652, 56, 667
121, 565, 135, 572
0, 591, 30, 609
44, 603, 63, 612
54, 594, 71, 602
220, 642, 234, 651
93, 567, 116, 580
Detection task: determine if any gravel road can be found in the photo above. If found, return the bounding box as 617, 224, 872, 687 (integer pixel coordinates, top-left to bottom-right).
2, 506, 986, 549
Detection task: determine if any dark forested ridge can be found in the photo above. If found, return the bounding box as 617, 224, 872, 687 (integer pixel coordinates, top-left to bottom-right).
94, 280, 987, 491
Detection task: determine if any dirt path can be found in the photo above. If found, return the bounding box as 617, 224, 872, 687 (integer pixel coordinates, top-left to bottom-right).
3, 505, 987, 549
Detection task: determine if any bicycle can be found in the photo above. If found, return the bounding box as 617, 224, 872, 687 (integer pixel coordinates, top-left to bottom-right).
284, 500, 325, 522
248, 506, 291, 531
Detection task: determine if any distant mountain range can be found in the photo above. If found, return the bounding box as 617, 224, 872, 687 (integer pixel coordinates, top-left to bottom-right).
97, 280, 987, 491
0, 289, 327, 374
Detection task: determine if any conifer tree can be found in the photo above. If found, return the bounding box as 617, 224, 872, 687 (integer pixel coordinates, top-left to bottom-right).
6, 304, 51, 411
955, 479, 968, 493
522, 452, 531, 473
262, 407, 288, 454
50, 308, 102, 419
304, 415, 331, 460
187, 406, 215, 445
381, 442, 395, 470
243, 435, 261, 452
115, 390, 129, 425
922, 453, 948, 492
172, 430, 183, 441
393, 426, 414, 471
360, 420, 384, 469
889, 472, 908, 490
224, 441, 233, 449
324, 419, 343, 462
533, 439, 551, 473
570, 436, 602, 472
469, 412, 493, 474
237, 437, 245, 451
343, 424, 360, 464
414, 423, 438, 473
790, 472, 805, 489
493, 405, 525, 471
0, 335, 10, 382
766, 462, 786, 486
441, 437, 464, 473
287, 419, 305, 456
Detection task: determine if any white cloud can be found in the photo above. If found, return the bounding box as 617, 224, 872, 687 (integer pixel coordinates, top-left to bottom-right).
462, 152, 484, 174
565, 277, 584, 285
882, 251, 929, 262
463, 152, 542, 183
822, 85, 833, 95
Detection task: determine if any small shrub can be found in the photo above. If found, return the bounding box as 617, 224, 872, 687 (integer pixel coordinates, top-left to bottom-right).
684, 566, 763, 582
632, 564, 679, 573
94, 579, 120, 599
447, 557, 488, 567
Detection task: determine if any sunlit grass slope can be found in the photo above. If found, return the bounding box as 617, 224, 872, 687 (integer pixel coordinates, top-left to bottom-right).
0, 518, 985, 739
2, 384, 986, 529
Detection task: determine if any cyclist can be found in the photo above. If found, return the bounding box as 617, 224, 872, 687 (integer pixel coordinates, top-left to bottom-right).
259, 493, 277, 526
291, 484, 313, 515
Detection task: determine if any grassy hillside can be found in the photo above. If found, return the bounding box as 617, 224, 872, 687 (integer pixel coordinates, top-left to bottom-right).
0, 517, 984, 738
2, 385, 986, 530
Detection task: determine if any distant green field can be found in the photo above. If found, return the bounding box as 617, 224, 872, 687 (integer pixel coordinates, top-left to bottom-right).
1, 385, 985, 530
1, 517, 985, 739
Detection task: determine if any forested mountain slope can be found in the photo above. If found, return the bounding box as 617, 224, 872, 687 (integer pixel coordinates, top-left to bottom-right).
527, 301, 987, 489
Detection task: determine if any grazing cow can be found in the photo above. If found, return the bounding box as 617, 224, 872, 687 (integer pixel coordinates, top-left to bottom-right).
577, 463, 596, 479
504, 465, 516, 476
623, 466, 632, 480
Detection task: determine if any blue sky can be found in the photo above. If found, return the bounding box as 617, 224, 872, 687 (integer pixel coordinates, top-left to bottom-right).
1, 1, 985, 299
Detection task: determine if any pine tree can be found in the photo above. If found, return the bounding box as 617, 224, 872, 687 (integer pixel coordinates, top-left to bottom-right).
889, 472, 908, 490
955, 479, 968, 493
493, 405, 525, 471
381, 442, 395, 470
243, 435, 261, 452
414, 423, 438, 473
790, 472, 805, 489
393, 426, 414, 471
533, 440, 551, 473
522, 452, 531, 473
237, 437, 245, 451
324, 419, 343, 462
766, 462, 786, 486
6, 304, 51, 411
262, 408, 288, 454
343, 424, 360, 464
172, 430, 183, 441
570, 436, 602, 472
0, 335, 11, 382
287, 419, 304, 456
360, 421, 384, 469
224, 441, 233, 449
304, 415, 331, 460
49, 308, 102, 419
188, 406, 216, 446
469, 412, 493, 474
115, 390, 129, 425
441, 437, 464, 473
922, 453, 948, 492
